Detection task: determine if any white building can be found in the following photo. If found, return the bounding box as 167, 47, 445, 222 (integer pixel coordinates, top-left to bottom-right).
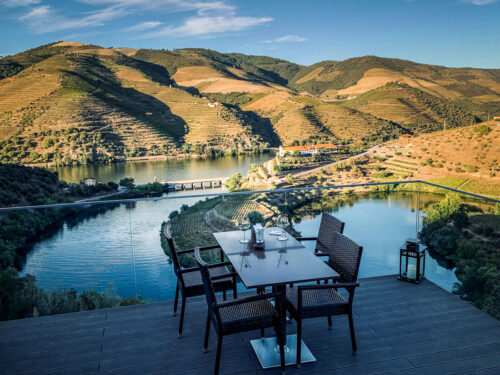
83, 178, 96, 186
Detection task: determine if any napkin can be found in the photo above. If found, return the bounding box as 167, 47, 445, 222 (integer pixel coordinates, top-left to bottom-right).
270, 230, 282, 236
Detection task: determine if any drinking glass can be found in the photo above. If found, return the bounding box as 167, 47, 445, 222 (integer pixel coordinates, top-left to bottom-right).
277, 214, 289, 241
239, 217, 250, 244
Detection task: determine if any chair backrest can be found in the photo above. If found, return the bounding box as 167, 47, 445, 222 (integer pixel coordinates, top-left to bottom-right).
328, 232, 363, 283
194, 248, 219, 316
317, 212, 345, 249
163, 227, 182, 278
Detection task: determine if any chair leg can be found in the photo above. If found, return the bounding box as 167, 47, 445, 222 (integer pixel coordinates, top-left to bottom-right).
214, 335, 223, 375
173, 284, 179, 316
316, 280, 320, 285
233, 283, 238, 299
260, 327, 265, 337
178, 296, 186, 338
279, 333, 286, 374
222, 290, 226, 301
204, 314, 210, 352
296, 319, 302, 368
327, 315, 332, 330
348, 311, 357, 355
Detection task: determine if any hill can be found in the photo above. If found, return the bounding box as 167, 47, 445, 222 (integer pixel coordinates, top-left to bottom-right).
290, 56, 500, 105
295, 122, 500, 197
0, 43, 499, 166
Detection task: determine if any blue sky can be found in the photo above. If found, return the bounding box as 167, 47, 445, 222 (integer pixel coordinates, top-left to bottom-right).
1, 0, 499, 68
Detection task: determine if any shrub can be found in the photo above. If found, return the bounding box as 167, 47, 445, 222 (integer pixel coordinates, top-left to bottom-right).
225, 173, 242, 192
247, 211, 264, 224
119, 177, 135, 189
42, 138, 55, 148
168, 210, 179, 220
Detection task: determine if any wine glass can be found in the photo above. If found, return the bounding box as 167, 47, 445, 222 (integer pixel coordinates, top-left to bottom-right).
239, 216, 250, 244
277, 214, 289, 241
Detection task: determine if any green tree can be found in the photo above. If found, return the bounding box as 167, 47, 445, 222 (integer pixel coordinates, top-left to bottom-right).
168, 210, 179, 220
423, 193, 462, 224
225, 173, 242, 192
119, 177, 135, 189
286, 173, 294, 185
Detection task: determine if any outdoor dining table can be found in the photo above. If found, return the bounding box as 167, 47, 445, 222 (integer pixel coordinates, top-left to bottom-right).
213, 227, 339, 369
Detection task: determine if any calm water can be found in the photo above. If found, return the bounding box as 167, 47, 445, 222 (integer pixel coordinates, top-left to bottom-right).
51, 153, 275, 184
21, 194, 458, 300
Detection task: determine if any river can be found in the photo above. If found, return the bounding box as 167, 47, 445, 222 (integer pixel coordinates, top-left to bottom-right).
21, 190, 459, 301
51, 153, 275, 184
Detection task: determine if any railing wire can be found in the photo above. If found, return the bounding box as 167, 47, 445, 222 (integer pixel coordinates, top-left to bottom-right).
0, 180, 498, 212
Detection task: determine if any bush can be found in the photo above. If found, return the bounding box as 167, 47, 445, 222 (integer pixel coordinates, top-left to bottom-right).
42, 138, 55, 148
453, 211, 469, 230
225, 173, 242, 192
169, 210, 179, 220
247, 211, 264, 224
119, 177, 135, 189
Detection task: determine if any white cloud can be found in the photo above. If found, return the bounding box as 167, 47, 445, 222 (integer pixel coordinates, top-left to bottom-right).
19, 5, 127, 33
124, 21, 162, 32
461, 0, 498, 4
78, 0, 234, 15
1, 0, 40, 7
262, 34, 308, 44
16, 0, 272, 38
275, 34, 307, 42
138, 15, 273, 38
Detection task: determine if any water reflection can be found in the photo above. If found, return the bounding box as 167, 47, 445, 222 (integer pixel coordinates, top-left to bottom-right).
21, 191, 460, 302
51, 153, 275, 184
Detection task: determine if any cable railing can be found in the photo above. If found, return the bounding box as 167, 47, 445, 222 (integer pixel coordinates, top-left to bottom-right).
1, 180, 498, 212
1, 180, 498, 322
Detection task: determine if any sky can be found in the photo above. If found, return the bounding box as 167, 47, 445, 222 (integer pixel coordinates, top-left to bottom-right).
0, 0, 499, 68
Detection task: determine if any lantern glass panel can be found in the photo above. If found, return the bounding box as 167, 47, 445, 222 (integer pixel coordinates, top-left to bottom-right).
406, 255, 417, 280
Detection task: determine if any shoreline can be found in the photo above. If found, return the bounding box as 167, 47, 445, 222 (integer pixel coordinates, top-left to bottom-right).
24, 149, 273, 169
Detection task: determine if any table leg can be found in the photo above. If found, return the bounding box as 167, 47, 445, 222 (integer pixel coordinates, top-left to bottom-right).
250, 284, 316, 369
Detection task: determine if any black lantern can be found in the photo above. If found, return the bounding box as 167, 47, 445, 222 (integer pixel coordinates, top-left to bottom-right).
398, 238, 426, 284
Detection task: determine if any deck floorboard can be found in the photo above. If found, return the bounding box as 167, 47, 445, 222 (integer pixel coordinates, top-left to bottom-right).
1, 275, 499, 375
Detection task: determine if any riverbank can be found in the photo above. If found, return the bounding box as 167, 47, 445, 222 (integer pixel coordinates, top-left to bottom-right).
25, 149, 273, 169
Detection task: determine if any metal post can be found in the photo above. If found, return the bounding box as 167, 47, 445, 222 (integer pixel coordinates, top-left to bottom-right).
128, 209, 138, 298
416, 183, 420, 238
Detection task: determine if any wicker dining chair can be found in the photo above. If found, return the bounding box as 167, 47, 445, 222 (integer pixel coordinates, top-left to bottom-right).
286, 232, 363, 368
296, 212, 345, 285
163, 228, 237, 337
194, 248, 286, 375
296, 212, 345, 256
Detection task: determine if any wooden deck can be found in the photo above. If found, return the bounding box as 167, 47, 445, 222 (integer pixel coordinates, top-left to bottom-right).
1, 275, 500, 375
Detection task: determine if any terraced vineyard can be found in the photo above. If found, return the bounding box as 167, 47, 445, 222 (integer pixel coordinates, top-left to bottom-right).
214, 197, 273, 222
1, 42, 499, 166
168, 197, 222, 251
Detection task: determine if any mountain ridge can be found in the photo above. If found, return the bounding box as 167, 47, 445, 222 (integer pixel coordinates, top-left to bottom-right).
0, 42, 498, 166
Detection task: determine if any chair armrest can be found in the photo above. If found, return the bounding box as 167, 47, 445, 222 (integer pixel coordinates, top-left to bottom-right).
295, 236, 318, 242
176, 245, 221, 255
207, 261, 232, 269
217, 292, 281, 308
298, 282, 359, 291
330, 282, 360, 289
179, 266, 199, 274
179, 263, 233, 275
211, 272, 238, 281
314, 252, 328, 257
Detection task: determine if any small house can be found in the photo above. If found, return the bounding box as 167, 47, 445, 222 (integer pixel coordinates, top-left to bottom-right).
83, 178, 96, 186
208, 101, 222, 108
279, 143, 337, 157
